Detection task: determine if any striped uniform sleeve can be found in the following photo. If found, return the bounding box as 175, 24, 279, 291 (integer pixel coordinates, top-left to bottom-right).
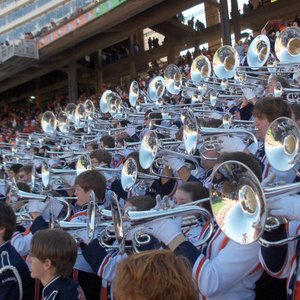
82, 240, 127, 282
192, 238, 261, 297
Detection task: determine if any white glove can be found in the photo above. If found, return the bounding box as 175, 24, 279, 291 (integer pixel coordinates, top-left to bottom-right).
293, 69, 300, 83
165, 156, 185, 172
27, 200, 49, 214
143, 218, 182, 246
155, 195, 176, 210
242, 88, 256, 101
72, 228, 91, 244
261, 173, 276, 188
267, 194, 300, 221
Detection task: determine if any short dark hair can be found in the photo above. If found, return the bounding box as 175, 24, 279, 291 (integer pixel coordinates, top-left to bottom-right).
216, 152, 262, 182
30, 229, 77, 278
0, 202, 16, 241
125, 195, 156, 211
19, 164, 33, 174
100, 135, 115, 148
75, 170, 106, 201
16, 182, 31, 193
269, 75, 290, 89
291, 103, 300, 120
9, 164, 23, 174
253, 96, 291, 123
90, 149, 112, 165
178, 182, 209, 201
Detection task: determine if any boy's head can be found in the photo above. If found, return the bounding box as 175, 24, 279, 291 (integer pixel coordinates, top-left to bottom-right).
75, 170, 106, 206
90, 149, 112, 167
0, 202, 16, 242
18, 164, 33, 184
29, 229, 76, 281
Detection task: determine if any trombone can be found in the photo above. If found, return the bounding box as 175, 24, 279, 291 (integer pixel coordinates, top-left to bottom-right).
139, 130, 201, 174
109, 192, 214, 254
182, 109, 258, 155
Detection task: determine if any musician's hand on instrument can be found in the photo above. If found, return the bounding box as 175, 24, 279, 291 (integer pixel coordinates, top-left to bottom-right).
267, 194, 300, 221
165, 156, 185, 172
261, 173, 276, 188
242, 88, 256, 101
27, 200, 49, 219
143, 217, 182, 246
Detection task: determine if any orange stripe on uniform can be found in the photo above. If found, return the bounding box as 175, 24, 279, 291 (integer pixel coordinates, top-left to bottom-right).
208, 229, 222, 257
99, 255, 110, 278
68, 211, 87, 221
263, 163, 271, 179
195, 256, 207, 285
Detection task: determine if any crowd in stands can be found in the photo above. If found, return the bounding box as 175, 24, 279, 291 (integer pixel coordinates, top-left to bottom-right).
2, 8, 300, 300
0, 14, 299, 140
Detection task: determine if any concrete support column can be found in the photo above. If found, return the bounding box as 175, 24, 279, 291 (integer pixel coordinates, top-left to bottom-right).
68, 60, 78, 103
94, 50, 103, 92
136, 30, 144, 52
35, 77, 41, 109
219, 0, 231, 45
168, 46, 176, 64
194, 39, 200, 56
129, 34, 136, 79
204, 1, 221, 48
231, 0, 241, 43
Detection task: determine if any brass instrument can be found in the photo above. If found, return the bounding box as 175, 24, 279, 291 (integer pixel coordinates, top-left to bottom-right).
210, 160, 300, 246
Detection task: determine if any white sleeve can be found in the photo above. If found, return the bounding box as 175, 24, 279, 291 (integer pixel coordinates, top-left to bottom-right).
11, 231, 32, 257
193, 240, 260, 297
97, 252, 128, 282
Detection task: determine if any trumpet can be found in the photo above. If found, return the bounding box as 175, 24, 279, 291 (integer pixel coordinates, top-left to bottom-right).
274, 81, 300, 100
109, 192, 214, 254
182, 109, 258, 155
121, 157, 161, 192
210, 160, 300, 246
10, 186, 72, 224
139, 130, 201, 175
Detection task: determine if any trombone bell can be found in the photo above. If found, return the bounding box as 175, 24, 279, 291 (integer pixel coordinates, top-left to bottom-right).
265, 117, 300, 172
210, 160, 266, 245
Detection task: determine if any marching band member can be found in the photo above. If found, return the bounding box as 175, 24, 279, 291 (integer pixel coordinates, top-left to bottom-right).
141, 152, 264, 300
253, 96, 297, 182
113, 250, 198, 300
26, 170, 107, 300
173, 181, 209, 205
81, 195, 158, 300
29, 229, 86, 300
0, 202, 34, 299
17, 165, 33, 185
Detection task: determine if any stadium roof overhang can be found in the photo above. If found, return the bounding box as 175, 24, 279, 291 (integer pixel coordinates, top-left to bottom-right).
0, 0, 202, 94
